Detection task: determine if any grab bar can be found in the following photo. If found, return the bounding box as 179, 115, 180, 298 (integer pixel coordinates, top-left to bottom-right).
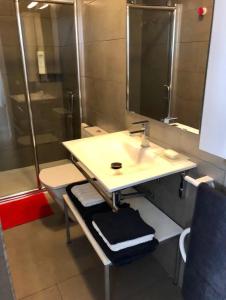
184, 175, 215, 188
179, 228, 190, 263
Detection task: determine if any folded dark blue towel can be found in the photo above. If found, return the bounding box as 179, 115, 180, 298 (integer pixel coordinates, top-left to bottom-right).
92, 208, 155, 244
87, 218, 159, 265
183, 183, 226, 300
66, 183, 159, 265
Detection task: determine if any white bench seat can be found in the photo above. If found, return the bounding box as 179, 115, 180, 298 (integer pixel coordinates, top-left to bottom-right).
63, 191, 183, 300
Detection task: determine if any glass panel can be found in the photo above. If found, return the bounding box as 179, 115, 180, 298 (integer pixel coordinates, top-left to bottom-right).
0, 0, 37, 198
129, 7, 173, 121
19, 1, 80, 168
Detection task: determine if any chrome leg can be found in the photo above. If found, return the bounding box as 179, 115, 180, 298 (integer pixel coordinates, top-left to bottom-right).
173, 241, 181, 285
104, 265, 111, 300
64, 201, 71, 244
112, 191, 121, 210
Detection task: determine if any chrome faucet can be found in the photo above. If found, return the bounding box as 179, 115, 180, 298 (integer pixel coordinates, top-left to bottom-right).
129, 120, 150, 148
162, 116, 178, 125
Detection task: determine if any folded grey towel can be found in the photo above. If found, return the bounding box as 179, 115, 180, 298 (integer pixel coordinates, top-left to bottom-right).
183, 183, 226, 300
71, 183, 104, 207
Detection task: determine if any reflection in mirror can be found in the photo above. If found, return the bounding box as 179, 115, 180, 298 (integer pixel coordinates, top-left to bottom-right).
127, 1, 213, 134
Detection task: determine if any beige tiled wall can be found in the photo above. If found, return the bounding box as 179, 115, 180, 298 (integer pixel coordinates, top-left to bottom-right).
78, 0, 127, 132
172, 0, 213, 129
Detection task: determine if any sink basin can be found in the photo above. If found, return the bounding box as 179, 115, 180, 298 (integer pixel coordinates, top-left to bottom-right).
63, 131, 196, 192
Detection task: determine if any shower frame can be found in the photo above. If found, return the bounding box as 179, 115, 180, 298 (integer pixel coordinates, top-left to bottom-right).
0, 0, 82, 201
126, 3, 178, 120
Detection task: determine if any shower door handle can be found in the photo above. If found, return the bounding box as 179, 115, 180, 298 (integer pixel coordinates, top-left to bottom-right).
67, 91, 77, 101
67, 91, 78, 113
162, 84, 178, 124
164, 84, 170, 101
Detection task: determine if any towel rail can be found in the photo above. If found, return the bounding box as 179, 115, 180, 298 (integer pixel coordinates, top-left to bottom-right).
184, 175, 215, 188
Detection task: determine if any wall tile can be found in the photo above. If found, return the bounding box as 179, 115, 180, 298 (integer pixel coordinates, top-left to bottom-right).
175, 99, 203, 128
180, 5, 213, 43
0, 16, 20, 47
55, 14, 75, 47
82, 39, 126, 82
178, 0, 213, 11
0, 0, 14, 17
177, 41, 209, 73
171, 1, 213, 129
2, 46, 23, 75
175, 71, 205, 103
178, 130, 226, 172
84, 77, 126, 131
82, 0, 126, 43
60, 45, 77, 76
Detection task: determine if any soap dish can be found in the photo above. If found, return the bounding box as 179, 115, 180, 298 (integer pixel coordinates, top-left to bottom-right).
164, 149, 179, 160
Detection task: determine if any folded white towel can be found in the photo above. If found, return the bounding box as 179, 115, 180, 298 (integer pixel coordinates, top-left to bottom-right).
92, 221, 154, 252
71, 183, 104, 207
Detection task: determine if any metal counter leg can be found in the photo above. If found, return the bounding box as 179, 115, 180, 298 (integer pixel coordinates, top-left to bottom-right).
173, 242, 181, 285
64, 201, 71, 244
112, 191, 121, 210
104, 265, 111, 300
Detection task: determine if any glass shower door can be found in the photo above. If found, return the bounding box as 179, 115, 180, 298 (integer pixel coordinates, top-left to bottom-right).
0, 0, 37, 198
18, 0, 81, 167
0, 0, 81, 199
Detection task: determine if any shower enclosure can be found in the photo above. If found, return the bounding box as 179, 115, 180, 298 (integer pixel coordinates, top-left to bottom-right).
0, 0, 81, 199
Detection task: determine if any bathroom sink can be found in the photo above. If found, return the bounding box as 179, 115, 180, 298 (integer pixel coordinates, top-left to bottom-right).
63, 131, 196, 192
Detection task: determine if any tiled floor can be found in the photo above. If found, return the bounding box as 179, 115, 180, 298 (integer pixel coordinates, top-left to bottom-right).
4, 195, 183, 300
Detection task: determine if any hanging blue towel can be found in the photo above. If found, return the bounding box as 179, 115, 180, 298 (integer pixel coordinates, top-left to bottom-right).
183, 183, 226, 300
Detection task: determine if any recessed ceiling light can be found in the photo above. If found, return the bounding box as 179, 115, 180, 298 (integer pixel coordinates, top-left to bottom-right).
27, 2, 38, 9
39, 3, 49, 10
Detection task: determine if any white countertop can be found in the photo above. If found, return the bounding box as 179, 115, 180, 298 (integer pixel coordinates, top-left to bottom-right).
63, 131, 196, 192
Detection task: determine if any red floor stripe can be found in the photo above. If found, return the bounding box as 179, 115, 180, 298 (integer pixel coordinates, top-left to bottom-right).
0, 193, 53, 230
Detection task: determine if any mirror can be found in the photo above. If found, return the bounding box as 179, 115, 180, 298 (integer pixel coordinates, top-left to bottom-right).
127, 1, 213, 134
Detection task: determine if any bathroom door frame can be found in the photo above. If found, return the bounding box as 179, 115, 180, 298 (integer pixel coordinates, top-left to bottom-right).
0, 0, 82, 202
